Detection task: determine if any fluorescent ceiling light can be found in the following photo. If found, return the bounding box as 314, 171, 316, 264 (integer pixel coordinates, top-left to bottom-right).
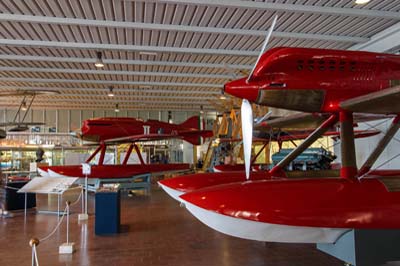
95, 51, 104, 68
21, 101, 27, 111
107, 86, 114, 97
355, 0, 370, 4
139, 51, 158, 56
220, 88, 227, 100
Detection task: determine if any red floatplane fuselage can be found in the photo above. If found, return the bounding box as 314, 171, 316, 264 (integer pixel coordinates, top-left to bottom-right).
159, 47, 400, 244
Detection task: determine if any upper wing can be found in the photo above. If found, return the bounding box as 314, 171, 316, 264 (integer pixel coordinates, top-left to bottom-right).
340, 86, 400, 114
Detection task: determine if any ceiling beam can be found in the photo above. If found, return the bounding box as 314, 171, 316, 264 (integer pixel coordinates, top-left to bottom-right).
1, 104, 211, 111
0, 86, 220, 95
0, 66, 232, 80
0, 102, 208, 111
0, 77, 223, 88
0, 54, 253, 70
349, 22, 400, 52
0, 98, 210, 105
0, 13, 368, 43
30, 94, 214, 100
0, 38, 258, 56
157, 0, 400, 20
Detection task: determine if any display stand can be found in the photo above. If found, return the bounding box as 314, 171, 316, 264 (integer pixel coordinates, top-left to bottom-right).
95, 189, 120, 235
18, 177, 79, 216
1, 177, 36, 216
317, 229, 400, 266
78, 163, 90, 221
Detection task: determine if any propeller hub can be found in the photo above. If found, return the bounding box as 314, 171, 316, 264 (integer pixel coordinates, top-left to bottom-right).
224, 78, 259, 103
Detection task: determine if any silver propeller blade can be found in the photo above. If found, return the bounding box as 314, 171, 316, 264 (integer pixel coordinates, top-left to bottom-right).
254, 111, 273, 125
241, 99, 253, 180
247, 15, 278, 83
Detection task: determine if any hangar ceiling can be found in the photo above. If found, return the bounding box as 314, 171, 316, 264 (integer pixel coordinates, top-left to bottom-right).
0, 0, 399, 111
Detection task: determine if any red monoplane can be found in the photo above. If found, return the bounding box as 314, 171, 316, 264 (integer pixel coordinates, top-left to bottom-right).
39, 116, 213, 179
160, 16, 400, 244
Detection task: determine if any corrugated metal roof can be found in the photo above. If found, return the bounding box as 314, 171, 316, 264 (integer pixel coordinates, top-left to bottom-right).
0, 0, 399, 111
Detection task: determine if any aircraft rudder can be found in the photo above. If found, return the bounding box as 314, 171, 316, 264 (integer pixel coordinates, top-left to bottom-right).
180, 116, 201, 130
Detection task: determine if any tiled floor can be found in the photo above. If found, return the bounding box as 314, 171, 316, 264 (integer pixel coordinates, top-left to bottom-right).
0, 187, 343, 266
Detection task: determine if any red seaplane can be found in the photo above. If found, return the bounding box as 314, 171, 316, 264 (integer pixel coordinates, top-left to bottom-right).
38, 116, 213, 180
160, 16, 400, 244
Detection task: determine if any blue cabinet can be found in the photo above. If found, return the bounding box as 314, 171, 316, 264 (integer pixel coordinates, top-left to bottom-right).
95, 190, 120, 235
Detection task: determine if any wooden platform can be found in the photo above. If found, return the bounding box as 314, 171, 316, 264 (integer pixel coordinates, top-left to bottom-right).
0, 187, 343, 266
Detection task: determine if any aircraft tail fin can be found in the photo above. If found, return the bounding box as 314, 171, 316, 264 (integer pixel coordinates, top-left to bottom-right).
181, 130, 213, 145
180, 116, 202, 130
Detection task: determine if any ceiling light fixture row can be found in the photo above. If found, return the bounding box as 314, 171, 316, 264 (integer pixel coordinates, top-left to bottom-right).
21, 101, 27, 111
95, 51, 104, 68
355, 0, 370, 4
108, 86, 114, 97
220, 89, 226, 100
95, 51, 158, 68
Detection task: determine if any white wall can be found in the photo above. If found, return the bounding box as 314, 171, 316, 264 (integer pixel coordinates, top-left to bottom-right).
334, 118, 400, 170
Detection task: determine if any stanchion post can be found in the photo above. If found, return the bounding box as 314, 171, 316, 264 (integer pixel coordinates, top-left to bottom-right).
24, 192, 27, 218
59, 201, 75, 254
78, 163, 90, 221
81, 189, 84, 214
85, 174, 88, 215
29, 238, 40, 266
67, 203, 69, 244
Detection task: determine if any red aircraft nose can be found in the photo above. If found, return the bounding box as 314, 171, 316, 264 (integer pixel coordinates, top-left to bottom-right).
224, 77, 259, 103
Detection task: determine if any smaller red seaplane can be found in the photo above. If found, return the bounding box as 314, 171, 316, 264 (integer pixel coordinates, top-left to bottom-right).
38, 116, 213, 181
160, 15, 400, 245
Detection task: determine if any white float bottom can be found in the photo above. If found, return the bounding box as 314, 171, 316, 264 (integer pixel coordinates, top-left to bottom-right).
158, 182, 184, 202
182, 200, 349, 244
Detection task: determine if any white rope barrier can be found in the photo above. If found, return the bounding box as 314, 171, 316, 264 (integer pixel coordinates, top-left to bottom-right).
39, 205, 68, 242
39, 188, 83, 242
29, 187, 84, 263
